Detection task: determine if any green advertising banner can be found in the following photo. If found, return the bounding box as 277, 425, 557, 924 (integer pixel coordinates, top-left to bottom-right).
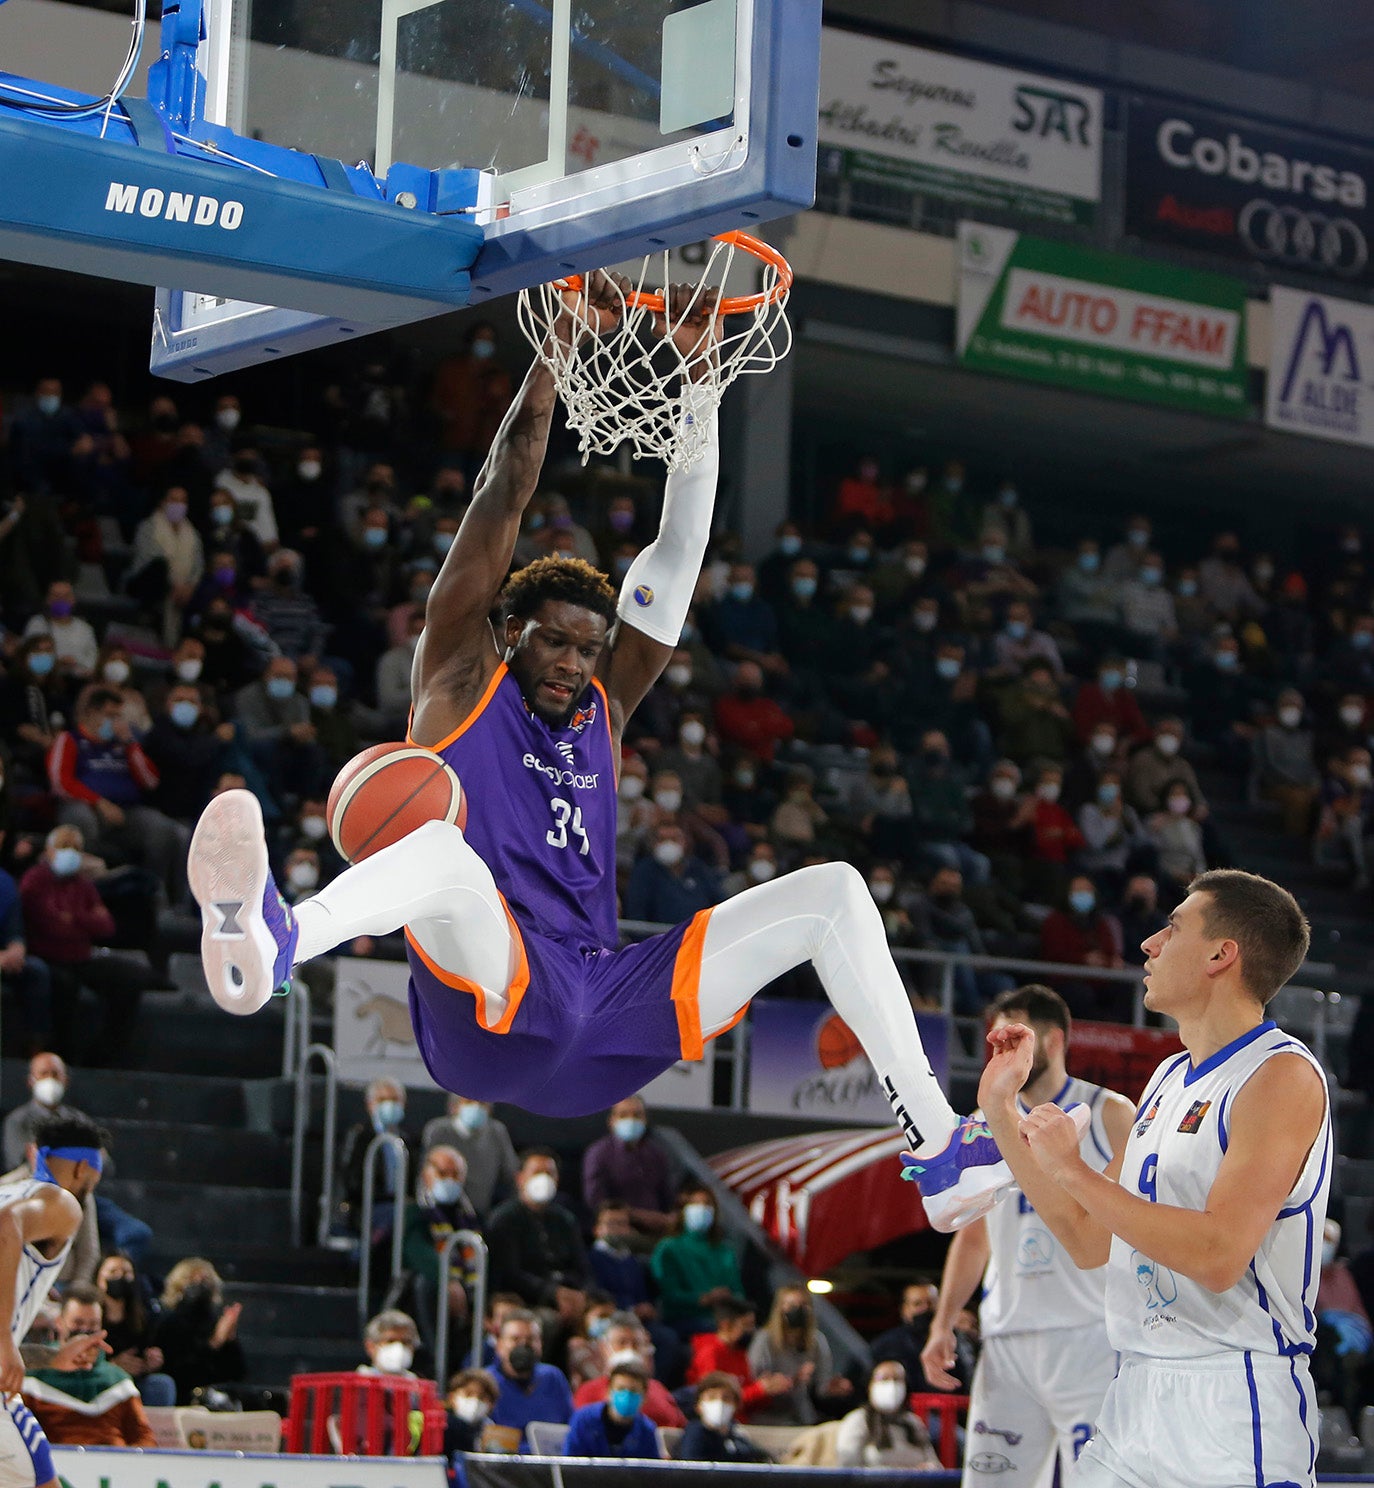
955, 222, 1250, 417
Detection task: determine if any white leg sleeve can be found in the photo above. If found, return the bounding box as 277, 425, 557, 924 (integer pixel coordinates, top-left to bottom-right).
615, 401, 717, 647
291, 821, 516, 1020
694, 862, 959, 1154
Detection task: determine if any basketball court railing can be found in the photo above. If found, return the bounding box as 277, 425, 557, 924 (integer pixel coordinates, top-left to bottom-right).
290, 1040, 338, 1249
358, 1133, 408, 1331
433, 1228, 488, 1390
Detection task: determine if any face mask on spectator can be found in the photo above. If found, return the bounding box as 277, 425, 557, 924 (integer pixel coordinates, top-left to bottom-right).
1005, 619, 1028, 640
1036, 781, 1061, 803
211, 505, 234, 527
297, 459, 322, 482
778, 534, 802, 557
373, 1099, 404, 1129
103, 1276, 133, 1302
28, 652, 55, 676
1254, 562, 1274, 584
1168, 794, 1192, 815
1352, 765, 1373, 788
523, 1172, 557, 1205
310, 685, 337, 710
452, 1394, 489, 1424
913, 609, 937, 632
1128, 527, 1149, 547
1070, 889, 1096, 915
791, 576, 817, 601
33, 1077, 65, 1108
455, 1102, 487, 1134
507, 1342, 537, 1376
1097, 782, 1120, 805
700, 1397, 734, 1430
783, 1305, 809, 1328
850, 605, 873, 625
49, 598, 73, 619
1140, 566, 1162, 585
610, 1388, 643, 1419
608, 509, 635, 533
982, 544, 1005, 565
363, 527, 388, 550
1341, 706, 1365, 728
164, 501, 188, 524
37, 394, 60, 416
869, 1379, 905, 1414
1323, 1240, 1339, 1268
175, 659, 203, 682
266, 676, 295, 701
748, 857, 775, 883
1156, 733, 1181, 757
51, 848, 82, 878
683, 1202, 714, 1233
905, 555, 927, 578
870, 879, 894, 905
654, 789, 682, 813
665, 664, 692, 689
733, 766, 756, 789
170, 700, 200, 730
1100, 669, 1122, 692
102, 660, 130, 685
430, 1177, 463, 1206
434, 532, 456, 557
1278, 706, 1302, 729
95, 718, 116, 743
998, 486, 1017, 506
1078, 551, 1100, 573
1214, 650, 1238, 670
935, 656, 961, 680
613, 1117, 646, 1144
588, 1314, 613, 1338
471, 339, 495, 360
619, 776, 645, 802
847, 546, 871, 567
374, 1342, 412, 1374
1354, 631, 1374, 651
990, 776, 1016, 801
1091, 731, 1116, 757
287, 861, 319, 892
729, 582, 754, 603
215, 407, 241, 432
653, 840, 684, 868
680, 720, 706, 748
1177, 578, 1197, 597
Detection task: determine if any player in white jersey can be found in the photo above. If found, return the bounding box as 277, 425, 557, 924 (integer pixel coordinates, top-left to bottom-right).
0, 1113, 109, 1488
979, 869, 1328, 1488
922, 986, 1133, 1487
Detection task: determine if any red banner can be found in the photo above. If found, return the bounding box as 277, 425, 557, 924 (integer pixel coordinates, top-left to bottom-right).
1068, 1021, 1184, 1103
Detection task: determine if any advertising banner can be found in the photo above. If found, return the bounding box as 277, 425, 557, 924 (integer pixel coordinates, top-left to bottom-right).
52, 1445, 448, 1487
1125, 97, 1374, 284
818, 29, 1102, 225
956, 221, 1250, 417
333, 958, 714, 1106
747, 1000, 947, 1124
468, 1458, 950, 1488
1068, 1022, 1184, 1104
1266, 284, 1374, 447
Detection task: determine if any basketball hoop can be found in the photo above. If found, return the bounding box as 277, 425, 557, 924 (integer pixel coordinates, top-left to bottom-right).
516, 231, 793, 472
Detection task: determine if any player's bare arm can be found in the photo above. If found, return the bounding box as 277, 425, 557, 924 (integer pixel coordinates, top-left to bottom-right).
0, 1186, 82, 1390
921, 1217, 990, 1390
600, 283, 722, 742
978, 1023, 1134, 1269
1024, 1052, 1324, 1291
412, 273, 628, 743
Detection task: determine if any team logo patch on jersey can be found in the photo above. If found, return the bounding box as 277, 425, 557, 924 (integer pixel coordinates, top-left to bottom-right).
567, 698, 598, 734
633, 584, 654, 607
1177, 1099, 1212, 1134
1135, 1101, 1159, 1139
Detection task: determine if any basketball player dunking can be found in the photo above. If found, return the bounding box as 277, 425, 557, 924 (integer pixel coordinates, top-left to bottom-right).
190, 275, 1018, 1230
980, 870, 1329, 1488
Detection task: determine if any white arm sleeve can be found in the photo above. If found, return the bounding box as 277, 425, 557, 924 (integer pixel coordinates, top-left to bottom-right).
615, 403, 719, 647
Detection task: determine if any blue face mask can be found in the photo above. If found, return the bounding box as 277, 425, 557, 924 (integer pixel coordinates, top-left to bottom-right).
588, 1315, 614, 1340
683, 1202, 714, 1234
434, 532, 455, 555
37, 394, 60, 417
1354, 632, 1374, 651
28, 652, 55, 676
267, 677, 296, 701
729, 583, 754, 603
1005, 620, 1027, 640
429, 1177, 463, 1206
1100, 670, 1122, 692
1069, 889, 1096, 915
95, 719, 115, 743
779, 535, 802, 556
170, 700, 200, 729
935, 657, 961, 680
1214, 651, 1238, 670
1140, 567, 1162, 586
455, 1102, 487, 1134
609, 1389, 643, 1419
373, 1099, 404, 1130
792, 577, 817, 601
848, 546, 870, 566
1078, 551, 1100, 573
211, 505, 235, 527
310, 685, 337, 710
982, 545, 1006, 565
51, 847, 82, 877
363, 527, 388, 549
613, 1117, 646, 1144
1097, 782, 1120, 805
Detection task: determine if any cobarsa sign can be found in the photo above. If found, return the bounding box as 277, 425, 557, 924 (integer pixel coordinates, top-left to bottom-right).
1152, 117, 1366, 208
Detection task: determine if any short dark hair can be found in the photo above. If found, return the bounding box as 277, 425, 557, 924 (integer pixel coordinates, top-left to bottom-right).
501, 556, 617, 628
447, 1367, 498, 1402
82, 688, 122, 714
713, 1295, 754, 1326
607, 1358, 650, 1390
33, 1112, 111, 1154
988, 984, 1070, 1039
1189, 870, 1310, 1004
62, 1282, 104, 1312
696, 1370, 742, 1405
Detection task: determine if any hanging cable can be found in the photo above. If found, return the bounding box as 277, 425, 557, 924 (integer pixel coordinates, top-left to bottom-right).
0, 0, 146, 120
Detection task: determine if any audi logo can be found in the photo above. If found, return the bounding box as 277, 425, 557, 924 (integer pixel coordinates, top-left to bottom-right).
1237, 199, 1368, 276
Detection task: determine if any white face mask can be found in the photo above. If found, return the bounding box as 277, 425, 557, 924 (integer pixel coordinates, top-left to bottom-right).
1352, 765, 1373, 788
619, 776, 646, 802
665, 665, 692, 689
905, 556, 927, 577
1091, 732, 1115, 757
1323, 1241, 1339, 1268
1341, 706, 1365, 728
700, 1397, 735, 1430
175, 659, 203, 682
216, 407, 241, 432
654, 789, 683, 813
1278, 707, 1302, 729
287, 861, 319, 891
653, 840, 685, 868
452, 1394, 488, 1424
849, 606, 873, 625
374, 1341, 413, 1374
1036, 782, 1061, 804
1168, 796, 1192, 816
606, 1349, 642, 1372
869, 1379, 906, 1414
33, 1077, 65, 1109
1156, 734, 1181, 757
102, 660, 130, 684
748, 858, 776, 882
870, 880, 894, 905
300, 814, 328, 841
913, 610, 938, 633
523, 1171, 557, 1205
990, 776, 1017, 800
298, 460, 322, 482
680, 721, 706, 748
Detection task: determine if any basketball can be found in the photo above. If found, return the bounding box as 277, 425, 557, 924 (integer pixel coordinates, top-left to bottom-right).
327, 743, 467, 864
816, 1013, 865, 1070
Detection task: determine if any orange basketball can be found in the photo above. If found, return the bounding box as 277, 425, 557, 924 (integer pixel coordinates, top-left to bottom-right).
326, 743, 467, 864
816, 1013, 864, 1070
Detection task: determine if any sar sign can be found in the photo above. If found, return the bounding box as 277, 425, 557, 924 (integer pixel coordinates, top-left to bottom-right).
956, 222, 1250, 418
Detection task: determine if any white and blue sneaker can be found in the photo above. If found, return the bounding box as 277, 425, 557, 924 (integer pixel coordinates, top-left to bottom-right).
188, 789, 299, 1016
900, 1106, 1091, 1233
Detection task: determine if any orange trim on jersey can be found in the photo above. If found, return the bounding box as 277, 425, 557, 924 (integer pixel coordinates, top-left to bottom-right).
405, 890, 529, 1035
670, 907, 716, 1061
591, 676, 615, 751
407, 664, 508, 751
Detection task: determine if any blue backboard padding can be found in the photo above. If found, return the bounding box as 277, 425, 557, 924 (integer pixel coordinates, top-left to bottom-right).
0, 112, 483, 319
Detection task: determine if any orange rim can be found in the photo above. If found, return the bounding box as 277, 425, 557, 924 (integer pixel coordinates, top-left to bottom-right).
553, 230, 792, 316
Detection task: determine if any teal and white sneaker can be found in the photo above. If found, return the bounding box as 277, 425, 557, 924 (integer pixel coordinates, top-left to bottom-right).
901, 1106, 1091, 1233
188, 789, 299, 1015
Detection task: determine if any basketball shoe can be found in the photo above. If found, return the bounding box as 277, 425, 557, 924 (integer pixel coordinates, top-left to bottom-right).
188, 789, 299, 1015
901, 1105, 1091, 1232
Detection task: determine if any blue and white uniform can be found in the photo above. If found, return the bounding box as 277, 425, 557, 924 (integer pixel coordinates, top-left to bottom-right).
966, 1078, 1117, 1487
1078, 1021, 1331, 1488
0, 1174, 71, 1487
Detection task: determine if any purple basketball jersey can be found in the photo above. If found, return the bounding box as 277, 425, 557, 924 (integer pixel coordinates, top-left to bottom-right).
424, 663, 618, 952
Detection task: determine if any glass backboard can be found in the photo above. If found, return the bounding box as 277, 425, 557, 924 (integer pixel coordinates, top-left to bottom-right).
150, 0, 818, 379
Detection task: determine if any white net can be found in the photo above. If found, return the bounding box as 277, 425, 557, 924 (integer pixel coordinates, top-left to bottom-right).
516, 234, 793, 472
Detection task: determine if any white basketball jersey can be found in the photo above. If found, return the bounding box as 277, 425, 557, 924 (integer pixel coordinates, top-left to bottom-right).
0, 1176, 72, 1345
980, 1077, 1115, 1339
1105, 1021, 1330, 1360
